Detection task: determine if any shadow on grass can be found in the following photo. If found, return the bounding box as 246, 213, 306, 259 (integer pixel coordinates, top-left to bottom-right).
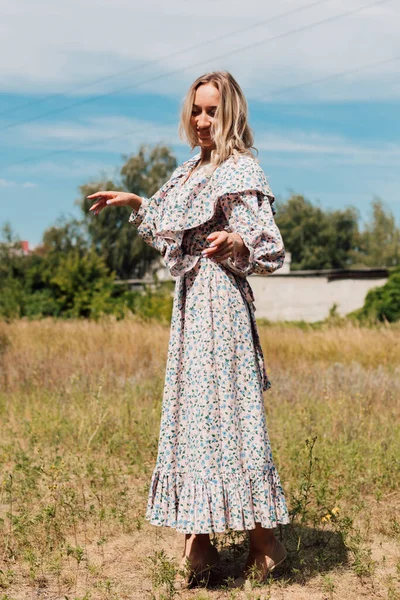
192, 523, 348, 590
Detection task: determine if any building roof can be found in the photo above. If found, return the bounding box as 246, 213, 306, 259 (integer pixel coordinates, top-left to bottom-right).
268, 268, 389, 281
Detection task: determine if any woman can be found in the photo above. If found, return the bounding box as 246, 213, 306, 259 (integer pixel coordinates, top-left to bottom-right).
88, 71, 289, 584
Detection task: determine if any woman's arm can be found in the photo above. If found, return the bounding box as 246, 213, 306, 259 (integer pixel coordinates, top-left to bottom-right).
128, 197, 168, 256
88, 191, 142, 214
88, 190, 168, 256
205, 190, 285, 277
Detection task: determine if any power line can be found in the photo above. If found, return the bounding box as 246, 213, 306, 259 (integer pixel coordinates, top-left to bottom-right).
253, 54, 400, 102
4, 52, 397, 171
0, 0, 391, 133
0, 0, 333, 120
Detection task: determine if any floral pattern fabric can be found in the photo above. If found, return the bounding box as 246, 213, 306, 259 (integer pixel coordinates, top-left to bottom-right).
129, 153, 290, 533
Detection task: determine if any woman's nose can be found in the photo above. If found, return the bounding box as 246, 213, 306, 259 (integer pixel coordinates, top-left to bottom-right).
197, 112, 210, 129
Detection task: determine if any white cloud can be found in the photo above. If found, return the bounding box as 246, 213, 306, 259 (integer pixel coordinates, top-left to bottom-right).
256, 130, 400, 166
3, 115, 184, 167
12, 113, 399, 169
3, 115, 186, 181
5, 113, 399, 183
0, 0, 399, 102
6, 159, 118, 180
0, 178, 39, 188
22, 115, 180, 147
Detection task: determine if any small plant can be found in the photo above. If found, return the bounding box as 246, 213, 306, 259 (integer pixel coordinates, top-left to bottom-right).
0, 570, 14, 590
289, 436, 318, 526
321, 574, 335, 599
345, 530, 375, 578
148, 550, 177, 600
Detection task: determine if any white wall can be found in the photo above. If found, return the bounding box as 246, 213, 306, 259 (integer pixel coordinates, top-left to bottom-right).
249, 275, 388, 322
154, 253, 388, 323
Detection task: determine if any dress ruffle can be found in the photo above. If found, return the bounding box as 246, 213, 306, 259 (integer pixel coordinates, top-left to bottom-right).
156, 153, 275, 236
130, 153, 279, 278
145, 467, 290, 534
156, 155, 276, 277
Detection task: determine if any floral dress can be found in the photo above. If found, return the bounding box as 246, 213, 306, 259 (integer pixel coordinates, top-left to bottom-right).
129, 152, 290, 534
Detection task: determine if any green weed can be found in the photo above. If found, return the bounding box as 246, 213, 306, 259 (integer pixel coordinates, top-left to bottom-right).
148, 550, 177, 600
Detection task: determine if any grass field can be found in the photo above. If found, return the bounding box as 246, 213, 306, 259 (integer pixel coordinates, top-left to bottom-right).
0, 319, 399, 600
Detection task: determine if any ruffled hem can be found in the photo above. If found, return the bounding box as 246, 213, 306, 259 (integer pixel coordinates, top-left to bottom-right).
145, 467, 290, 534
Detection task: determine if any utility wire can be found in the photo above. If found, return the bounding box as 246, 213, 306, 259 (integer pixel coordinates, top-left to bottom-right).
0, 0, 334, 119
253, 54, 400, 102
0, 0, 391, 133
4, 52, 398, 170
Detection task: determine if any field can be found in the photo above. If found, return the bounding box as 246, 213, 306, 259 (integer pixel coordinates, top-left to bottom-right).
0, 319, 399, 600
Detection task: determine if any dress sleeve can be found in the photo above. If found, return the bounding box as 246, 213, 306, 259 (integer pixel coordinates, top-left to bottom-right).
128, 197, 168, 257
219, 190, 285, 277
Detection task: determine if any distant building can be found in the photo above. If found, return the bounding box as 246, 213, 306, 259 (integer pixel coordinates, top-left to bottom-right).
20, 241, 30, 255
5, 240, 31, 257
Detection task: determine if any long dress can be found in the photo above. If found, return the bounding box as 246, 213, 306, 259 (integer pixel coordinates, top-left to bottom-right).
129, 152, 290, 534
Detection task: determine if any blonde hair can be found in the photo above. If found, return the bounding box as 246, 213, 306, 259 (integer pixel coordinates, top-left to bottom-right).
179, 71, 255, 167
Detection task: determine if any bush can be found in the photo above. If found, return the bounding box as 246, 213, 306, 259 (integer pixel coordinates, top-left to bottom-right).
355, 268, 400, 323
49, 250, 116, 319
0, 243, 117, 320
112, 283, 174, 324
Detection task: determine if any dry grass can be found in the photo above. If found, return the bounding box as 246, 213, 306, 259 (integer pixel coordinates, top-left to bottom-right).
0, 318, 399, 600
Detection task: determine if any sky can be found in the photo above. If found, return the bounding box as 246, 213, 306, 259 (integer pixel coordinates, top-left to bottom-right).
1, 0, 399, 246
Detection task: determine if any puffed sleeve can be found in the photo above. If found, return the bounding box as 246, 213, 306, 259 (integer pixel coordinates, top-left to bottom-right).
127, 159, 195, 257
219, 190, 285, 277
128, 196, 168, 257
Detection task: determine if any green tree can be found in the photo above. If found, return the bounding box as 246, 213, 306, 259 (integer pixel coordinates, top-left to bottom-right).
78, 144, 177, 279
49, 250, 115, 319
0, 222, 117, 320
275, 195, 360, 270
121, 143, 177, 197
40, 218, 88, 257
0, 224, 28, 318
353, 198, 400, 268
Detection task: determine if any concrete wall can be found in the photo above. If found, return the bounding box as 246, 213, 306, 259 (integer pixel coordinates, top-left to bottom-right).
148, 254, 389, 323
249, 273, 388, 322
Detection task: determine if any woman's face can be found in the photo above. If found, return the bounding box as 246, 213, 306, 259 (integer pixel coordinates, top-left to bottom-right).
190, 83, 220, 151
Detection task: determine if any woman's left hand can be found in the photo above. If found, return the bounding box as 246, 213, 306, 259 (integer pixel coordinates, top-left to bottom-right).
202, 231, 249, 263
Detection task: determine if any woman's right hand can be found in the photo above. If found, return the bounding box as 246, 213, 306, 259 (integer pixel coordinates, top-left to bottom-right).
87, 191, 142, 215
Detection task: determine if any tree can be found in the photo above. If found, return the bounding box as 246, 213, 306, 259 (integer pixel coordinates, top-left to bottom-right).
121, 143, 177, 197
0, 224, 28, 318
275, 195, 360, 270
0, 145, 179, 320
78, 144, 177, 279
49, 250, 115, 319
40, 218, 88, 257
0, 221, 117, 320
353, 198, 400, 268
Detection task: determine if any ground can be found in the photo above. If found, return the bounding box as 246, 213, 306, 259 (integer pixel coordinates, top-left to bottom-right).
0, 319, 399, 600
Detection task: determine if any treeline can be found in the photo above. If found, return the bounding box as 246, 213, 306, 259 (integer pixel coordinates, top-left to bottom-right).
0, 145, 177, 321
1, 144, 399, 322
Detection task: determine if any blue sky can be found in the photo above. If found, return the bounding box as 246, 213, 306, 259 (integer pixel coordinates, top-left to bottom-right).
1, 0, 399, 246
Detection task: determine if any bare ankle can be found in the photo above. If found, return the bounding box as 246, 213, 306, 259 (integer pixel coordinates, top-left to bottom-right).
248, 524, 277, 553
184, 533, 212, 555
